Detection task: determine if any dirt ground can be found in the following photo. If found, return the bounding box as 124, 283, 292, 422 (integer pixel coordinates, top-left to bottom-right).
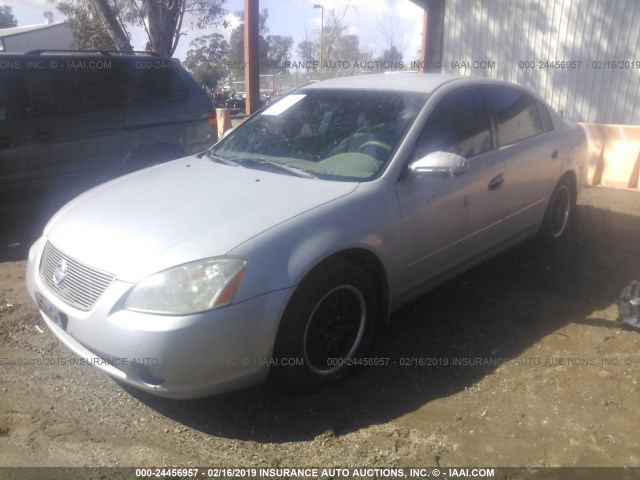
0, 186, 639, 470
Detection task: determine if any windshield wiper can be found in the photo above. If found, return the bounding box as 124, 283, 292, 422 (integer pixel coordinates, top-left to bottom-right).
206, 151, 241, 167
241, 158, 317, 179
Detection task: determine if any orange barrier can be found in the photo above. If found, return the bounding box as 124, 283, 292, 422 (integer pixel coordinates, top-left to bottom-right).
580, 123, 640, 189
216, 108, 233, 141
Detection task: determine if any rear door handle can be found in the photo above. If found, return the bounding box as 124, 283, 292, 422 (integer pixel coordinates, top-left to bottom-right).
488, 173, 504, 191
551, 149, 559, 159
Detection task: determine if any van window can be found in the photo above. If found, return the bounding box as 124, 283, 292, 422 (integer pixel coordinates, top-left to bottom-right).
22, 68, 125, 118
485, 86, 544, 147
128, 69, 188, 106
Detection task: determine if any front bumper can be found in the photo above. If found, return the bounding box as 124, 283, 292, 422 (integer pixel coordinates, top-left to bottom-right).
26, 236, 291, 399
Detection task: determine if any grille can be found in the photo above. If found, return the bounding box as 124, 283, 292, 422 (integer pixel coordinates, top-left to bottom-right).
40, 242, 115, 311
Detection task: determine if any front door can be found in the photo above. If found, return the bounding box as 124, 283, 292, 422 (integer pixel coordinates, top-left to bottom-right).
396, 86, 503, 296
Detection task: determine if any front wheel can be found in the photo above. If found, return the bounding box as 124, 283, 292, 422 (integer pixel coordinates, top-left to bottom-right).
270, 262, 377, 393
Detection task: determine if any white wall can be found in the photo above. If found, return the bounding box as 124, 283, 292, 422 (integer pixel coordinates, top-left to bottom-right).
3, 23, 75, 54
441, 0, 640, 125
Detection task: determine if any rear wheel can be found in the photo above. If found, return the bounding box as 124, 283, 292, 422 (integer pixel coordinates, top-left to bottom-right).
539, 176, 576, 244
270, 261, 377, 393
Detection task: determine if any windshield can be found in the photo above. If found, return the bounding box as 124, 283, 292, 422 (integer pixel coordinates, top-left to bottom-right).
211, 88, 428, 181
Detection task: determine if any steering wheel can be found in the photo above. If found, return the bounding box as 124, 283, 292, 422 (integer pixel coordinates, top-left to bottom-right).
357, 140, 392, 153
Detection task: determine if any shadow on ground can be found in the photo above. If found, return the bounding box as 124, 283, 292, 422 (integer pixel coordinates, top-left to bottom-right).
114, 199, 640, 442
0, 209, 52, 262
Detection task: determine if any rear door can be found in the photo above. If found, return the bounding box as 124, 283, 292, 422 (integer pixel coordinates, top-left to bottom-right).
123, 64, 214, 160
483, 85, 561, 238
22, 61, 124, 206
0, 70, 29, 211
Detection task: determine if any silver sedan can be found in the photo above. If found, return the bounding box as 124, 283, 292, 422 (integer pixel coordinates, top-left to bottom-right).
26, 74, 588, 398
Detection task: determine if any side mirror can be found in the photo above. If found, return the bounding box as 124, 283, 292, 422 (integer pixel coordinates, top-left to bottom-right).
409, 151, 470, 177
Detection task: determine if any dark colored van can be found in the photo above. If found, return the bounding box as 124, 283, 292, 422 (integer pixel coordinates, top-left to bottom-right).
0, 50, 217, 213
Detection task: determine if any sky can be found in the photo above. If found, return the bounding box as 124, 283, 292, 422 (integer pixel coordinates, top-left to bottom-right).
1, 0, 425, 62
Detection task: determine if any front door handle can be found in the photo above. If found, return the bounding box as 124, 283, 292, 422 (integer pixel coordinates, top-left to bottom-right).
551, 149, 559, 160
488, 173, 504, 191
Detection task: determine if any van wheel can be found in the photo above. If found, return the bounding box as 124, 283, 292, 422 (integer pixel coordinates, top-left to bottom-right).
539, 176, 575, 244
270, 261, 376, 393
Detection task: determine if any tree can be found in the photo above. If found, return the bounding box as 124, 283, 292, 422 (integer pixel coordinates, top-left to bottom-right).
51, 0, 227, 56
53, 0, 116, 50
227, 9, 292, 78
227, 8, 267, 79
191, 63, 223, 90
0, 5, 17, 28
185, 32, 228, 89
309, 3, 371, 77
265, 34, 293, 73
296, 33, 316, 74
373, 16, 404, 69
376, 44, 403, 63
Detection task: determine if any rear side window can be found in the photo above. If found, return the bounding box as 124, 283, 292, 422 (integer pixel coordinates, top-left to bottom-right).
485, 86, 543, 147
414, 87, 492, 159
20, 66, 125, 118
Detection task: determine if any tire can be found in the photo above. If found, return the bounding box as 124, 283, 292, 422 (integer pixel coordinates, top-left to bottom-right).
538, 176, 575, 244
270, 261, 377, 393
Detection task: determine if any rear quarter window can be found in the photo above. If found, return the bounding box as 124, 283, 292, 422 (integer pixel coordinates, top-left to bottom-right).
537, 100, 554, 133
126, 68, 188, 106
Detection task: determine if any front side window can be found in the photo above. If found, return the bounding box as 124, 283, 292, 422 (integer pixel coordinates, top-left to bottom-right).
485, 86, 544, 147
212, 89, 427, 180
413, 87, 492, 160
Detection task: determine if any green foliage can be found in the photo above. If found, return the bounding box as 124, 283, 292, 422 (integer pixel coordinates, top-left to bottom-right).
227, 8, 293, 79
296, 39, 316, 67
185, 33, 229, 89
192, 62, 223, 89
265, 34, 293, 73
53, 0, 116, 50
0, 4, 17, 28
50, 0, 226, 57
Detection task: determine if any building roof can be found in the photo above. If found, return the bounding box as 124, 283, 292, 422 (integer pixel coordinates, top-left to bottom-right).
0, 21, 67, 39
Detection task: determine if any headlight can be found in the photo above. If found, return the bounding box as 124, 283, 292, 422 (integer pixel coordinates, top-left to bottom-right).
124, 257, 247, 315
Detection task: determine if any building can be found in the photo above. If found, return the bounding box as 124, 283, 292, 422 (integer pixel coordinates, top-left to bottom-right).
0, 14, 75, 53
414, 0, 640, 126
413, 0, 640, 189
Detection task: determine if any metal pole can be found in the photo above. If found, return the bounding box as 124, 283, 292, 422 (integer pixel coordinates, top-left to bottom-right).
314, 4, 324, 80
244, 0, 260, 115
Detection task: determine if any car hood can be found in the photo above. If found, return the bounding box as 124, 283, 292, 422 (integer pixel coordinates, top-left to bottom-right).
44, 155, 357, 282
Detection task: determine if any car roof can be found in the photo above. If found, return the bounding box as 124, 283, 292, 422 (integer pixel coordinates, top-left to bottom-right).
300, 73, 514, 94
